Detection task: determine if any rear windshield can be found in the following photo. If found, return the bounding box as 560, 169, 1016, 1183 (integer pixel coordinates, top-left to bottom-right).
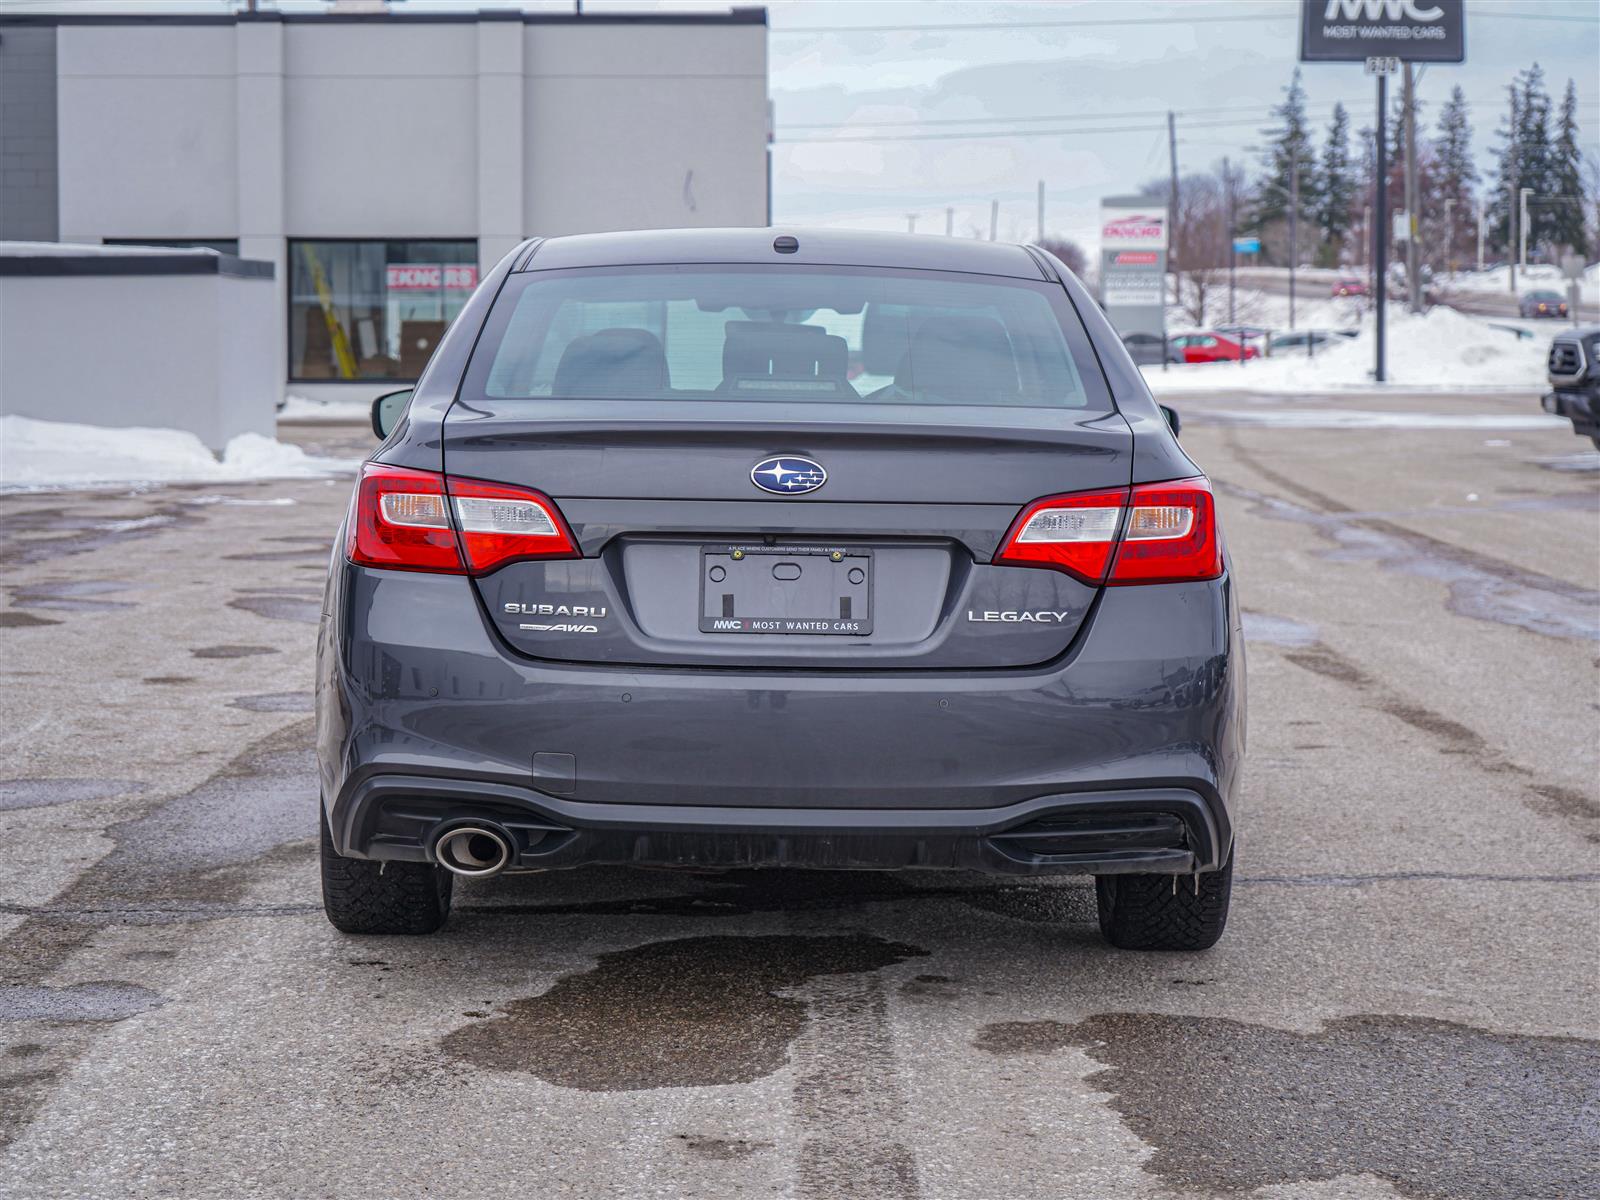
464, 266, 1109, 413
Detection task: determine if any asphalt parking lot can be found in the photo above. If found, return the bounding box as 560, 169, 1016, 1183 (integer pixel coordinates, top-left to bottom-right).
2, 392, 1596, 1200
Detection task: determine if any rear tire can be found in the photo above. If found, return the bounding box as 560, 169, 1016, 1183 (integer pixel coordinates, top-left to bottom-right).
1095, 855, 1233, 951
320, 812, 452, 935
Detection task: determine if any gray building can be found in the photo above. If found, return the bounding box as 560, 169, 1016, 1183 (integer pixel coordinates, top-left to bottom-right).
0, 7, 770, 406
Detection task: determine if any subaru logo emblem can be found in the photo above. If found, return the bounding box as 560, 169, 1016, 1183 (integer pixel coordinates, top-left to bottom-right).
750, 456, 827, 495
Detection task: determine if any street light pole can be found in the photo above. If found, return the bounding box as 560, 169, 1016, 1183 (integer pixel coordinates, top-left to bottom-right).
1375, 71, 1388, 383
1476, 195, 1484, 272
1289, 158, 1298, 332
1225, 156, 1236, 326
1404, 63, 1420, 314
1519, 187, 1532, 271
1443, 197, 1455, 280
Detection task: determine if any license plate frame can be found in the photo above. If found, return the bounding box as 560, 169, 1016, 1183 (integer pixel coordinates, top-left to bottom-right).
699, 544, 873, 635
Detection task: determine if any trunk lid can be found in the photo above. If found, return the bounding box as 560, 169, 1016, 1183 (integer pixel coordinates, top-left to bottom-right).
443, 401, 1131, 669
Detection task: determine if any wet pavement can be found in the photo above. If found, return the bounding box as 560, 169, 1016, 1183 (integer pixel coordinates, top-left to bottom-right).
0, 403, 1595, 1198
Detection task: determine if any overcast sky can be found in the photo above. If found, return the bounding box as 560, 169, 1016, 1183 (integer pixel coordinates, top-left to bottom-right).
5, 0, 1597, 249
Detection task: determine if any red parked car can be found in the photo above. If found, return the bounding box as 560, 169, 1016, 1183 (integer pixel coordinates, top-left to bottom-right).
1169, 332, 1261, 363
1333, 277, 1369, 297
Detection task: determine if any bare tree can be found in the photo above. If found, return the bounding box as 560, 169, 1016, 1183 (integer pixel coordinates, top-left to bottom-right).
1144, 169, 1233, 326
1036, 237, 1088, 277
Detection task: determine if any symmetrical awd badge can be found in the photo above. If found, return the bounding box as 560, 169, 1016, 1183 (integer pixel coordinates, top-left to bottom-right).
751, 456, 827, 495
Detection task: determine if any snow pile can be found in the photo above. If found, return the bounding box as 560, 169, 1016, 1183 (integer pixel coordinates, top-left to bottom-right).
279, 393, 376, 423
1145, 305, 1552, 394
0, 416, 357, 490
1444, 263, 1597, 302
0, 239, 220, 259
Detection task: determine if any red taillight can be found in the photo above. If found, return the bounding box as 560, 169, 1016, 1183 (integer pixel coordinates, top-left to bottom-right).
993, 477, 1222, 586
993, 488, 1127, 584
348, 463, 463, 573
448, 476, 578, 573
347, 464, 577, 575
1108, 478, 1222, 585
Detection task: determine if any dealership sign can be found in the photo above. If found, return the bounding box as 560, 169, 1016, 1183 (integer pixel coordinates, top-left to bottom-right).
1300, 0, 1464, 63
1099, 196, 1168, 345
386, 264, 478, 291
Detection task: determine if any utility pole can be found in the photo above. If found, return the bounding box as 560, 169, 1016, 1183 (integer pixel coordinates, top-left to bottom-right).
1364, 203, 1372, 288
1375, 71, 1388, 382
945, 207, 954, 236
1519, 187, 1532, 270
1289, 158, 1298, 331
1036, 180, 1045, 242
1403, 64, 1421, 313
1508, 87, 1518, 294
906, 213, 917, 234
1167, 110, 1181, 289
1443, 197, 1455, 280
1476, 195, 1484, 272
1224, 156, 1236, 326
988, 199, 998, 242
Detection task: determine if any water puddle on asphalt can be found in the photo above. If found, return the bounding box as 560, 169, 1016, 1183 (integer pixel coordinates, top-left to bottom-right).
7, 579, 141, 612
228, 692, 314, 713
441, 934, 924, 1090
0, 982, 164, 1023
0, 778, 144, 813
227, 591, 321, 624
0, 612, 60, 628
190, 645, 278, 659
974, 1012, 1599, 1200
1240, 610, 1320, 647
1221, 482, 1600, 641
0, 502, 199, 567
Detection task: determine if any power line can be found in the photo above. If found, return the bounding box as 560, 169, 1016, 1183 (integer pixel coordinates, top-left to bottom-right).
770, 4, 1599, 36
777, 104, 1274, 131
771, 12, 1286, 35
773, 116, 1307, 146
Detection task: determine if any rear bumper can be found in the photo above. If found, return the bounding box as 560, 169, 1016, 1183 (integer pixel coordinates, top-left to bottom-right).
317, 565, 1244, 876
330, 775, 1225, 876
1543, 388, 1598, 437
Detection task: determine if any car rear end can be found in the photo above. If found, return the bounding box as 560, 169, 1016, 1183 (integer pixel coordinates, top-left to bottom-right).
316, 230, 1245, 948
1542, 329, 1600, 447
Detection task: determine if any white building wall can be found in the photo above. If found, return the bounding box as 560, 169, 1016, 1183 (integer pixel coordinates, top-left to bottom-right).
56, 26, 239, 242
45, 15, 768, 407
283, 23, 479, 237
522, 24, 768, 235
0, 271, 278, 449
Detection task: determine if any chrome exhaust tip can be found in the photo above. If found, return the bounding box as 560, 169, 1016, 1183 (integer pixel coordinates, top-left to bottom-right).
432, 824, 513, 878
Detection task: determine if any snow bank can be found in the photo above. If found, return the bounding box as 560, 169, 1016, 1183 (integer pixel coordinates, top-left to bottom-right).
1444, 263, 1597, 302
0, 416, 357, 490
1145, 306, 1551, 394
278, 393, 375, 423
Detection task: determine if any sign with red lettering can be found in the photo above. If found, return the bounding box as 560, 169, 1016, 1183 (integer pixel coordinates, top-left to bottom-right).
386, 264, 478, 291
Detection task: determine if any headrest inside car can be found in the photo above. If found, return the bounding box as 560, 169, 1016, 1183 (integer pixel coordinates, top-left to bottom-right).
552, 327, 669, 398
721, 321, 849, 394
895, 314, 1020, 404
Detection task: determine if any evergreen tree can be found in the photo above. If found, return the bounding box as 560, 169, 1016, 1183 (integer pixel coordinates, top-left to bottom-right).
1316, 103, 1356, 263
1433, 86, 1477, 270
1550, 79, 1588, 256
1257, 68, 1317, 244
1490, 64, 1555, 256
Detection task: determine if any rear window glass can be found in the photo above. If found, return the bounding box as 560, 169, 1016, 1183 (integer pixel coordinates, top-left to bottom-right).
467, 266, 1107, 412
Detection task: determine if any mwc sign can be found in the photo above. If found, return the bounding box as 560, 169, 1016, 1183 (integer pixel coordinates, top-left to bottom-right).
386, 264, 478, 291
1299, 0, 1464, 62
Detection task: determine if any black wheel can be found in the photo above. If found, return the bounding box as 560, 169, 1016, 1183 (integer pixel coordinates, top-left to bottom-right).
1095, 855, 1233, 951
320, 812, 452, 935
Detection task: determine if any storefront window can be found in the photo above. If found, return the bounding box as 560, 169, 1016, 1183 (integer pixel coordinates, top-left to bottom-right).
288, 239, 477, 381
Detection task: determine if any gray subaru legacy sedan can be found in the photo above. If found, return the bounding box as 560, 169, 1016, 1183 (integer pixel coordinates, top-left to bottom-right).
316, 228, 1245, 950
